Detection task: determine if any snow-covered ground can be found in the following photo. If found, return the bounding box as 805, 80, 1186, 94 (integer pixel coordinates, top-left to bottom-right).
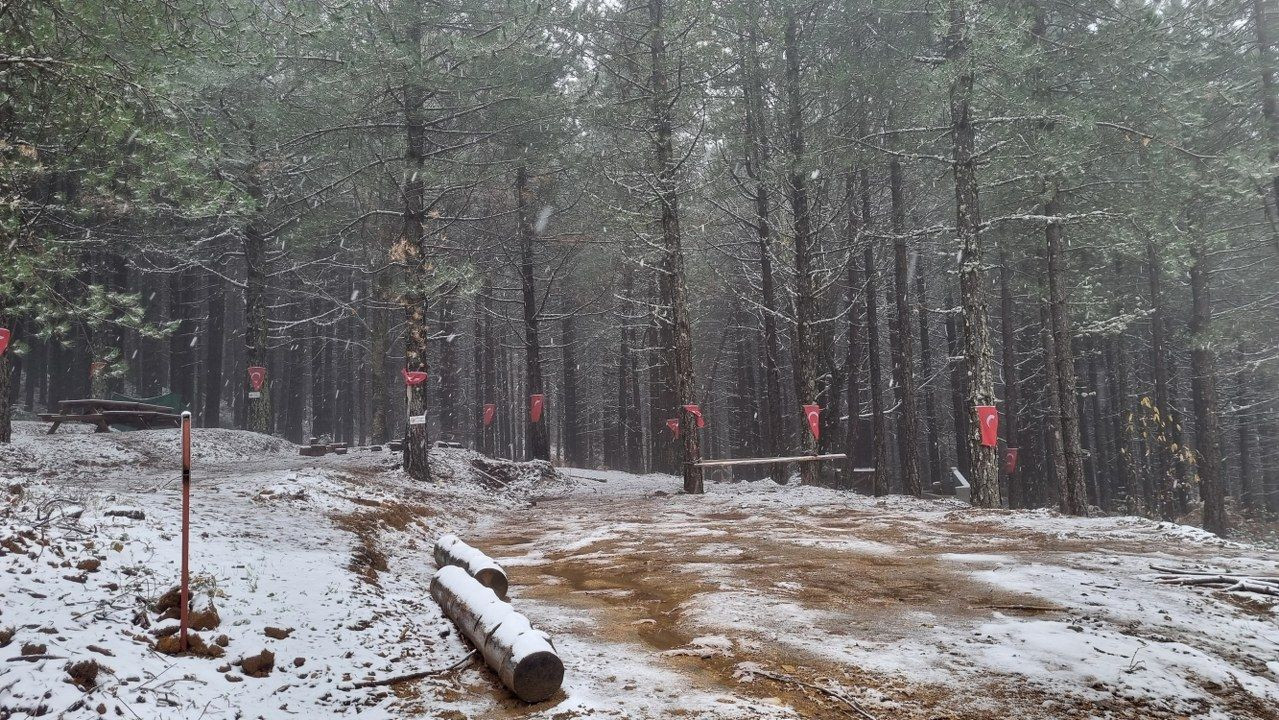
2, 423, 1277, 719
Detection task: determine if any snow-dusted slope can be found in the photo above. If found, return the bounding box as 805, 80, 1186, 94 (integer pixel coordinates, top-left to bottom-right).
3, 426, 1277, 719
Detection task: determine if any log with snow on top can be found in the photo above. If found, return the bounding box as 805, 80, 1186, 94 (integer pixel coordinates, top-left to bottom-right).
430, 565, 564, 703
434, 533, 508, 598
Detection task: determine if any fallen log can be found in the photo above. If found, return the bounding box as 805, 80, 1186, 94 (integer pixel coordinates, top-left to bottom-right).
434, 534, 508, 598
429, 566, 563, 703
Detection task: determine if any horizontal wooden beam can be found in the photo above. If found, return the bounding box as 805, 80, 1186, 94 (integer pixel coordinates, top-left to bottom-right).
694, 453, 849, 468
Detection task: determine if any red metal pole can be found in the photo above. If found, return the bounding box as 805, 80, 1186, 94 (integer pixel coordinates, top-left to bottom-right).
179, 411, 191, 652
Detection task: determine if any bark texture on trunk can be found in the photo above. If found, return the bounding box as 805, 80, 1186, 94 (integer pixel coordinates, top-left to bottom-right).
947, 0, 1000, 506
887, 150, 921, 496
516, 166, 550, 461
865, 246, 889, 496
844, 167, 873, 479
244, 214, 271, 434
649, 0, 703, 493
743, 7, 786, 484
784, 9, 818, 484
1044, 191, 1088, 516
401, 0, 431, 480
1255, 0, 1279, 245
1188, 223, 1227, 536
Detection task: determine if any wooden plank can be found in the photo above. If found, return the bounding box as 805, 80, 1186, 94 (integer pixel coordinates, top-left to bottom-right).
694, 453, 848, 468
60, 399, 175, 414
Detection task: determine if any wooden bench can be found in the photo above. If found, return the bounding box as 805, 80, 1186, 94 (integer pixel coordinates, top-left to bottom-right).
100, 410, 182, 429
42, 399, 183, 434
38, 413, 109, 434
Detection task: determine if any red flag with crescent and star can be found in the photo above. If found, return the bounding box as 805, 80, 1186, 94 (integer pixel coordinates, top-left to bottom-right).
401, 369, 428, 386
247, 366, 266, 391
803, 404, 821, 441
530, 394, 545, 423
1003, 447, 1019, 474
977, 405, 998, 447
483, 403, 496, 427
0, 328, 10, 356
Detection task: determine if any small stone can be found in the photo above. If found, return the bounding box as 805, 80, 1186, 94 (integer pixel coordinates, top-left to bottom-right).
225, 673, 243, 683
76, 559, 101, 572
264, 627, 292, 640
293, 657, 305, 668
21, 642, 46, 656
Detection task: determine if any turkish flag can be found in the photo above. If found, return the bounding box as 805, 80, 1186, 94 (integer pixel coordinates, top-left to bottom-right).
247, 366, 267, 391
803, 404, 821, 441
977, 405, 998, 447
0, 328, 9, 356
1003, 447, 1019, 474
483, 403, 496, 427
666, 418, 680, 439
401, 368, 428, 386
530, 394, 545, 423
682, 404, 705, 428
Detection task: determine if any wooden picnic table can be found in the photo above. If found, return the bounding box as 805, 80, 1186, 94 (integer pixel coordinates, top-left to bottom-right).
39, 398, 182, 434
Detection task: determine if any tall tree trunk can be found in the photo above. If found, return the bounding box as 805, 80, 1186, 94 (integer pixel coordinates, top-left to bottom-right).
887, 147, 922, 496
844, 167, 872, 481
1255, 0, 1279, 245
1188, 216, 1227, 536
1087, 345, 1112, 511
649, 0, 703, 493
915, 245, 942, 494
998, 234, 1021, 507
1040, 302, 1068, 510
1236, 379, 1257, 511
743, 1, 785, 483
516, 166, 550, 461
370, 267, 390, 445
202, 270, 225, 427
784, 8, 818, 485
945, 291, 971, 485
1262, 404, 1279, 513
622, 270, 644, 472
481, 279, 497, 456
865, 246, 889, 497
0, 318, 10, 443
561, 296, 583, 466
1044, 191, 1088, 515
947, 0, 1000, 506
439, 288, 459, 442
472, 286, 485, 451
244, 213, 271, 434
1145, 239, 1177, 519
1106, 336, 1141, 512
400, 0, 431, 480
169, 267, 195, 409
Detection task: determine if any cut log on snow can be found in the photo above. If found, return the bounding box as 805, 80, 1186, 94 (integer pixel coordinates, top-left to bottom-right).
430, 566, 563, 703
1148, 565, 1279, 597
434, 534, 508, 598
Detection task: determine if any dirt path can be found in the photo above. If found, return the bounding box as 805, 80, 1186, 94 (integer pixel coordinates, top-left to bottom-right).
464, 469, 1279, 720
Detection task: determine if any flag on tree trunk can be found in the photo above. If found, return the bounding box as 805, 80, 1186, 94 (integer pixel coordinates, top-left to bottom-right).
977, 405, 998, 447
529, 394, 545, 423
803, 404, 821, 441
247, 366, 266, 391
483, 403, 496, 427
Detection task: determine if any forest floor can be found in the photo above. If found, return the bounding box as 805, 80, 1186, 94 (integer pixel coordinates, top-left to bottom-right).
1, 423, 1277, 719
